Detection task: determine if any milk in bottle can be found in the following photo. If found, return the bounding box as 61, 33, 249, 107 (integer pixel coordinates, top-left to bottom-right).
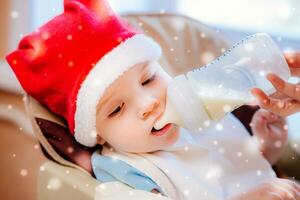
154, 33, 290, 132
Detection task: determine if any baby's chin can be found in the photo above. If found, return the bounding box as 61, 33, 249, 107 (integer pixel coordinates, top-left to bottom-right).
149, 124, 180, 152
106, 125, 180, 153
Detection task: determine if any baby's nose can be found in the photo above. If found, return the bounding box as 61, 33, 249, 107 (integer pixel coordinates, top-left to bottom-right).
138, 97, 159, 119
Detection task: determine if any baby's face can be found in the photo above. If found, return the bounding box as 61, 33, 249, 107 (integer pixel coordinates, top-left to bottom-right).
96, 61, 179, 153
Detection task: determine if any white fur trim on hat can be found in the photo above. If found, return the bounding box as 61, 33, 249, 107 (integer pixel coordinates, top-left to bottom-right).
74, 34, 162, 147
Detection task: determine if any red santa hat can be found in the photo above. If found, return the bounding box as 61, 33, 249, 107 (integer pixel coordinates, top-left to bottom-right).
6, 0, 162, 147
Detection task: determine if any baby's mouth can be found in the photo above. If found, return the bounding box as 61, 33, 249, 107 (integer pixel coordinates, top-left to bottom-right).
151, 123, 172, 136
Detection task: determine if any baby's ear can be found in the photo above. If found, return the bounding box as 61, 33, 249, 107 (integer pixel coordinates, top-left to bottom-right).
96, 134, 105, 145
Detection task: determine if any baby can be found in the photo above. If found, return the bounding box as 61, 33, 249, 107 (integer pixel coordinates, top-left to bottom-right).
6, 0, 299, 199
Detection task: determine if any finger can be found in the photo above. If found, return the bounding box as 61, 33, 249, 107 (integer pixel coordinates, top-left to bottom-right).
284, 52, 300, 68
251, 88, 282, 115
266, 100, 300, 117
270, 91, 290, 99
251, 88, 271, 105
267, 73, 300, 102
251, 88, 300, 116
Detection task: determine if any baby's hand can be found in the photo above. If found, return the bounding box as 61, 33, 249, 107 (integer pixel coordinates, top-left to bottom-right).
250, 109, 288, 165
227, 178, 300, 200
251, 73, 300, 117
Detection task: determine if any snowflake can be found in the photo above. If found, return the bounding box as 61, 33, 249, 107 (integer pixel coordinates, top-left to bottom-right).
245, 137, 261, 156
11, 11, 19, 19
205, 164, 223, 179
40, 166, 45, 171
237, 152, 243, 157
170, 18, 185, 31
67, 34, 73, 40
90, 130, 97, 138
223, 104, 231, 112
204, 120, 211, 127
68, 61, 74, 67
20, 169, 28, 176
67, 147, 74, 154
215, 123, 223, 131
274, 141, 282, 148
99, 184, 106, 190
94, 78, 101, 86
277, 36, 282, 42
256, 170, 262, 176
183, 189, 190, 196
22, 96, 27, 102
218, 148, 225, 154
245, 43, 254, 52
159, 8, 165, 14
47, 177, 61, 190
201, 51, 215, 64
277, 101, 285, 108
259, 70, 266, 76
42, 32, 50, 40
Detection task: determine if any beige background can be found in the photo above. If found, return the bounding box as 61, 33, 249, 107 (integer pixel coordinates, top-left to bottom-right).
0, 1, 45, 200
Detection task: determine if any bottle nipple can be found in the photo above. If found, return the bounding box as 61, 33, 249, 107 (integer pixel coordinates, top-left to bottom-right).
154, 93, 184, 130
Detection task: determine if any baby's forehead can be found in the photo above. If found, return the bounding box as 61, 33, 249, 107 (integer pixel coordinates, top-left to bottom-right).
97, 62, 152, 108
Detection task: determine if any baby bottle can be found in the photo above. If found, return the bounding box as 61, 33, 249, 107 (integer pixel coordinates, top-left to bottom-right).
155, 33, 291, 132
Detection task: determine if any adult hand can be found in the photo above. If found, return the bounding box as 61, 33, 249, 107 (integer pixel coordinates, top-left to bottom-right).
251, 52, 300, 117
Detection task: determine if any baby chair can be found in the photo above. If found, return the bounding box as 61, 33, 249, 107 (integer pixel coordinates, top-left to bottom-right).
20, 13, 300, 200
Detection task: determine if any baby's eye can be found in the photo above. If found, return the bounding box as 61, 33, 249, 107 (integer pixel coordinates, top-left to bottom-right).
108, 103, 124, 117
142, 74, 156, 86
